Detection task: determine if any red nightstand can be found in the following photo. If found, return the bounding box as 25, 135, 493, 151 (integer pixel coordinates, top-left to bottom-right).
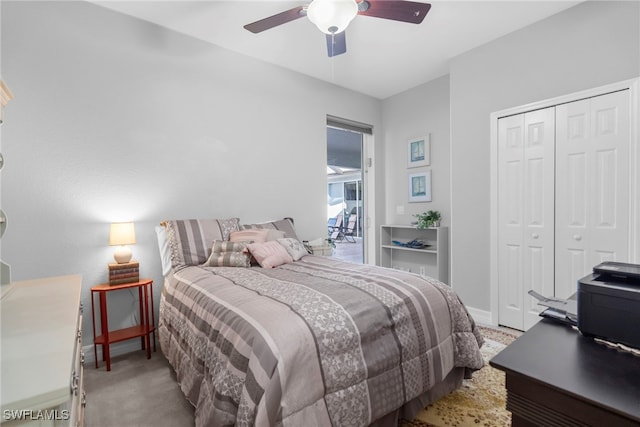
91, 278, 155, 371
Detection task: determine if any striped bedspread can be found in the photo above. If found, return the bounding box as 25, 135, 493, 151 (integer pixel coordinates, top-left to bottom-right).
159, 256, 484, 427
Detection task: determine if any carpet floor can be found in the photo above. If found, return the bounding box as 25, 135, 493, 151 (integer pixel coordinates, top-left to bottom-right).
83, 325, 519, 427
402, 326, 521, 427
84, 351, 195, 427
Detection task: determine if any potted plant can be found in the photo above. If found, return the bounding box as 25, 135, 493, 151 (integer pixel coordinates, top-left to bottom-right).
415, 210, 442, 229
427, 210, 441, 227
325, 238, 336, 249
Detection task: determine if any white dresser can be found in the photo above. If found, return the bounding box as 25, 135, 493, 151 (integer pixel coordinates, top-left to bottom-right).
1, 275, 85, 426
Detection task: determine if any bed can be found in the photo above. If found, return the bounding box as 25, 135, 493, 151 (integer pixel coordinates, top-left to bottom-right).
156, 218, 484, 427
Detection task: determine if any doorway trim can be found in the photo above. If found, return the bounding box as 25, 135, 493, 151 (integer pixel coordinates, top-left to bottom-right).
489, 77, 639, 327
362, 132, 376, 264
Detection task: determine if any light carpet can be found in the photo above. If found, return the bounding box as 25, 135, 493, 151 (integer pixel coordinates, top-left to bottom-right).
84, 326, 518, 427
402, 326, 520, 427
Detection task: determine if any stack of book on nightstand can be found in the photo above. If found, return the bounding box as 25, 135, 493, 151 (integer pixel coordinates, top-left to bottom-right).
108, 261, 139, 285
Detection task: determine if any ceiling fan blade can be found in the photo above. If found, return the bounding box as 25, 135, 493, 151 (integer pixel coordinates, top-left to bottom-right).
244, 6, 307, 33
358, 1, 431, 24
326, 32, 347, 57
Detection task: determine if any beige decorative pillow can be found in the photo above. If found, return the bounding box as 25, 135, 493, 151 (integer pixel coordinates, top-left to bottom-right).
230, 229, 270, 243
240, 218, 300, 241
266, 229, 286, 241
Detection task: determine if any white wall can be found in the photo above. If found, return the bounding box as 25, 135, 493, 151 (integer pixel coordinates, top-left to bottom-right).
0, 1, 382, 344
380, 75, 450, 276
382, 75, 450, 226
449, 1, 640, 312
3, 0, 638, 346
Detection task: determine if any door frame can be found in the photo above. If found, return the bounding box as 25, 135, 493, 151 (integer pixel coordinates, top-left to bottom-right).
489, 77, 639, 327
362, 133, 376, 264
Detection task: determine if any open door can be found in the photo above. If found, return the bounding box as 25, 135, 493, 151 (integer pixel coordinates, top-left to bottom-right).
326, 116, 374, 264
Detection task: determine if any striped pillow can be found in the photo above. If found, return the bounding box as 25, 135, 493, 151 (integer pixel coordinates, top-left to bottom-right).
211, 240, 248, 253
202, 240, 251, 268
164, 218, 240, 268
240, 218, 300, 241
203, 253, 250, 268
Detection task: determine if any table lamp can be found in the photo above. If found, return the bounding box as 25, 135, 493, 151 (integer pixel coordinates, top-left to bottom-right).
109, 222, 136, 264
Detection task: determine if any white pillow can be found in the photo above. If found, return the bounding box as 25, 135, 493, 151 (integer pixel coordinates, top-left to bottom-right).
277, 238, 308, 261
155, 225, 172, 276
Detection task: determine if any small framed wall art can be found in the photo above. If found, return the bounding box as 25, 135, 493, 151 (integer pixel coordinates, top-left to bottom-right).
408, 171, 432, 203
407, 134, 430, 168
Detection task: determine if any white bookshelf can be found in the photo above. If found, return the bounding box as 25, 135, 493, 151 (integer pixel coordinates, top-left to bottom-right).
380, 225, 448, 284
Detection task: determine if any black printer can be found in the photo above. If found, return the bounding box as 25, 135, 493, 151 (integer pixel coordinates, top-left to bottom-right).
577, 262, 640, 349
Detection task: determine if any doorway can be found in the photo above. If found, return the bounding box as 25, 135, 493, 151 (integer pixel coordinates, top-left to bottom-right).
326, 118, 371, 264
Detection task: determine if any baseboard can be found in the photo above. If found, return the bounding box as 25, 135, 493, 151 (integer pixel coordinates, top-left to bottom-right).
466, 305, 494, 326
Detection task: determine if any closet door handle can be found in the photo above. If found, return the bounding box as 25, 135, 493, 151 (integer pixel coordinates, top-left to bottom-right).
573, 234, 582, 241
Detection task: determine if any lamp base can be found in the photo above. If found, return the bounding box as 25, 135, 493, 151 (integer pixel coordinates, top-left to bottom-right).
113, 246, 132, 264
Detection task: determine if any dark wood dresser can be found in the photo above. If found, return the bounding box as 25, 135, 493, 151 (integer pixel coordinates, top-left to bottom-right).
490, 318, 640, 426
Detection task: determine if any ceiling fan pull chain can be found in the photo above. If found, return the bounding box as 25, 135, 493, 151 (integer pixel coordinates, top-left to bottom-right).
326, 31, 347, 57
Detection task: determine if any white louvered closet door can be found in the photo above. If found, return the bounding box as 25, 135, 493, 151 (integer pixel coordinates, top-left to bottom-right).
498, 107, 555, 331
555, 90, 630, 299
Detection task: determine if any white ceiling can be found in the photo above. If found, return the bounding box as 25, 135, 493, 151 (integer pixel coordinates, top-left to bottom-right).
91, 1, 582, 99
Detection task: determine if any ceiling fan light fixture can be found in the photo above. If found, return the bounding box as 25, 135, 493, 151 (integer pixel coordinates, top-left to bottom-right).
307, 0, 358, 34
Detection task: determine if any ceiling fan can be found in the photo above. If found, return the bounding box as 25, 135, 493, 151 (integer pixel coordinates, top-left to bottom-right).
244, 0, 431, 57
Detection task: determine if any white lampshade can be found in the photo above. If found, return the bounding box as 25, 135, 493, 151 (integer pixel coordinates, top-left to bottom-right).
307, 0, 358, 34
109, 222, 136, 264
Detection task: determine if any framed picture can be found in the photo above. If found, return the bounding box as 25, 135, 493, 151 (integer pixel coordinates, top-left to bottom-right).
408, 171, 432, 203
407, 135, 430, 168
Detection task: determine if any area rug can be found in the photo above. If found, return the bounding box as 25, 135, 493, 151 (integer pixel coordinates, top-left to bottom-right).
402, 326, 520, 427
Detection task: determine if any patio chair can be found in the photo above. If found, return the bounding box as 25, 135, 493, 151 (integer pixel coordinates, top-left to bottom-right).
327, 217, 337, 233
329, 214, 344, 241
341, 213, 358, 243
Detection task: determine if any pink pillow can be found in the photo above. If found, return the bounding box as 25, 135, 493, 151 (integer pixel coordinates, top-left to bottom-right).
246, 241, 293, 268
230, 229, 270, 243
